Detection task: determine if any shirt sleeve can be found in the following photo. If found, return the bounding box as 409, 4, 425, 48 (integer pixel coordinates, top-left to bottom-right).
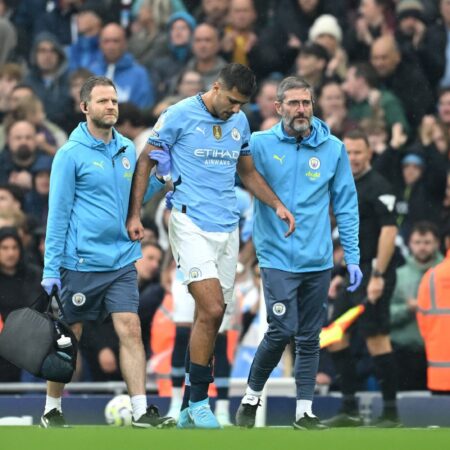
240, 116, 252, 156
372, 182, 397, 228
330, 143, 360, 265
147, 107, 181, 149
43, 149, 76, 278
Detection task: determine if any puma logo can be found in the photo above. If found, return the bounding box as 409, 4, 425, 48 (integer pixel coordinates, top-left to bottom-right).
93, 161, 104, 169
273, 154, 285, 164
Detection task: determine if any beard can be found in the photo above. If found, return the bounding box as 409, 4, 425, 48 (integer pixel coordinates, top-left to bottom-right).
91, 115, 117, 130
285, 114, 312, 134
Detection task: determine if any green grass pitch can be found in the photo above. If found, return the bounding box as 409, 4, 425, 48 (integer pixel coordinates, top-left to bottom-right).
2, 427, 450, 450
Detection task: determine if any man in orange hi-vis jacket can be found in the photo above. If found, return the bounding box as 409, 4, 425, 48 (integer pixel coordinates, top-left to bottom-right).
416, 225, 450, 394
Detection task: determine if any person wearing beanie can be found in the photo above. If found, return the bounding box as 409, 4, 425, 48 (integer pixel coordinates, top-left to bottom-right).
395, 0, 446, 88
152, 11, 197, 99
308, 14, 347, 79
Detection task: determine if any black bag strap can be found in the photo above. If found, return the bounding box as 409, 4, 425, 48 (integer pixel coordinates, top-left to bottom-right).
29, 286, 66, 320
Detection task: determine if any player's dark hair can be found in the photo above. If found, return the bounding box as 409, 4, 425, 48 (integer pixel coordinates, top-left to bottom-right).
80, 76, 116, 104
276, 76, 314, 103
343, 128, 370, 147
218, 63, 256, 97
410, 221, 440, 240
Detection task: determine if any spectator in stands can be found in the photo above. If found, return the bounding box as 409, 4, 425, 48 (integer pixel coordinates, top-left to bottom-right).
438, 0, 450, 87
260, 0, 346, 75
24, 32, 72, 129
67, 4, 104, 72
416, 224, 450, 394
308, 14, 347, 80
370, 35, 433, 130
115, 102, 153, 155
59, 68, 94, 135
11, 95, 67, 156
419, 114, 450, 160
91, 23, 155, 109
34, 0, 83, 48
0, 227, 43, 382
152, 11, 196, 99
342, 62, 411, 136
23, 157, 51, 225
346, 0, 395, 63
221, 0, 258, 66
12, 0, 47, 60
174, 69, 204, 98
0, 63, 23, 122
0, 120, 53, 190
244, 77, 279, 132
185, 23, 228, 90
128, 0, 171, 71
0, 183, 23, 215
316, 79, 355, 139
0, 15, 16, 65
294, 42, 329, 94
194, 0, 230, 32
390, 221, 443, 391
395, 0, 446, 89
375, 141, 448, 241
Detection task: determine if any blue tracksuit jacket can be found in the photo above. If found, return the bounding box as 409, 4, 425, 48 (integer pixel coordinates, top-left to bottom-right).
251, 117, 360, 272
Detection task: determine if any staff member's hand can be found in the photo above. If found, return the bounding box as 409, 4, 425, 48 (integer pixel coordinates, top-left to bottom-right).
149, 143, 171, 181
127, 216, 145, 241
346, 264, 363, 292
41, 278, 61, 296
275, 204, 295, 237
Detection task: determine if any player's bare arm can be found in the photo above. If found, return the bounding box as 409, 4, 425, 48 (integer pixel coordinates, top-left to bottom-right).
126, 143, 158, 241
237, 154, 296, 237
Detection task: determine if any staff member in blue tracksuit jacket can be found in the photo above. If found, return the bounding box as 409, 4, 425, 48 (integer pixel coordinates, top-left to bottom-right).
39, 76, 175, 429
236, 76, 363, 430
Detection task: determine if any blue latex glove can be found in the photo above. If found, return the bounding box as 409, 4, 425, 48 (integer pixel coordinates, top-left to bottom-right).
346, 264, 363, 292
149, 143, 171, 180
41, 278, 61, 296
165, 191, 174, 210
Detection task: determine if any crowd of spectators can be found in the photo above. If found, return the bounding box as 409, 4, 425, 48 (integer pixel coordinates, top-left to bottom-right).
0, 0, 449, 397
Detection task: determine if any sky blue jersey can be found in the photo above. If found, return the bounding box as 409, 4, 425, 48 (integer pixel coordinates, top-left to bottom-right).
148, 94, 251, 232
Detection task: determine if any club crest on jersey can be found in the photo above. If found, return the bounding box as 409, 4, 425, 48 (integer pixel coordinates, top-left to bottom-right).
309, 157, 320, 170
72, 293, 86, 306
231, 128, 241, 141
122, 157, 131, 169
189, 267, 202, 280
213, 125, 222, 140
273, 302, 286, 316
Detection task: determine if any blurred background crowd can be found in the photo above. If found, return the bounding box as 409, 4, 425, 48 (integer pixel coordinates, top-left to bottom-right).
0, 0, 450, 405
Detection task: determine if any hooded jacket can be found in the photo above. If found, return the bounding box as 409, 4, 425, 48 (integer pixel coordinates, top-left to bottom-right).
25, 32, 71, 126
44, 123, 164, 278
251, 117, 359, 272
90, 52, 155, 109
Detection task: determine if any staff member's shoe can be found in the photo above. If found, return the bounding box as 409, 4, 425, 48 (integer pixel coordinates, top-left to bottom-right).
235, 395, 261, 428
132, 405, 176, 428
293, 414, 328, 430
40, 409, 69, 428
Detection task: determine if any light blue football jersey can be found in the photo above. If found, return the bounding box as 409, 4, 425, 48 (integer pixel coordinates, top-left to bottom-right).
148, 94, 251, 232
